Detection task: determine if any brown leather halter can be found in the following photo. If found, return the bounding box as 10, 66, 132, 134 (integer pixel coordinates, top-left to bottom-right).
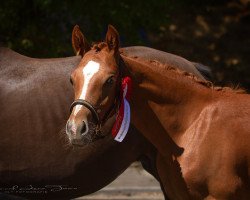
70, 99, 100, 125
70, 97, 119, 137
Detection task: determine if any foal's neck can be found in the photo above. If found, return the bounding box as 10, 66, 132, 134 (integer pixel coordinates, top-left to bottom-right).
123, 56, 213, 140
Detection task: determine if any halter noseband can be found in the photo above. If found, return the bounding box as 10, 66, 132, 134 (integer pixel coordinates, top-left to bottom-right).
70, 97, 118, 136
70, 99, 100, 125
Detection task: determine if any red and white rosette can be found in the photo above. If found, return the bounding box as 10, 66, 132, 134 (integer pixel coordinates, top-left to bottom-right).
111, 77, 132, 142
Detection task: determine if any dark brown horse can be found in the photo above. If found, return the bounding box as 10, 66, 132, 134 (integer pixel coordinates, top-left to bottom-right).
67, 25, 250, 199
0, 37, 210, 199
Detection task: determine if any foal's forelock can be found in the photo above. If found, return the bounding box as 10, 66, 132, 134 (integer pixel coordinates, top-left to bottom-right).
73, 60, 100, 116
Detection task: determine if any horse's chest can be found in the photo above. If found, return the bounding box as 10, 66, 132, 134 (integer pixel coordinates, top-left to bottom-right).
176, 148, 209, 199
176, 107, 218, 195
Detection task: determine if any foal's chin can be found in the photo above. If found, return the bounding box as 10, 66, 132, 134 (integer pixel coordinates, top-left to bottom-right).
66, 130, 94, 147
69, 135, 93, 147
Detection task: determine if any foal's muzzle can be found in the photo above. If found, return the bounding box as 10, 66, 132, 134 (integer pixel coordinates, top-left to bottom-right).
70, 99, 100, 125
69, 98, 118, 139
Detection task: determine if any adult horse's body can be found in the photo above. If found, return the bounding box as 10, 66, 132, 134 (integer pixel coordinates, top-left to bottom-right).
0, 44, 209, 199
67, 25, 250, 199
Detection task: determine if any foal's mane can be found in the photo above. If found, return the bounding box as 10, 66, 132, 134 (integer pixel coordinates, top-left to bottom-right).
132, 57, 246, 94
91, 42, 245, 94
91, 42, 108, 52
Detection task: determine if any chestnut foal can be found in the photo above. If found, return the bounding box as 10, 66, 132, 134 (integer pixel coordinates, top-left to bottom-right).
67, 25, 250, 200
67, 25, 190, 199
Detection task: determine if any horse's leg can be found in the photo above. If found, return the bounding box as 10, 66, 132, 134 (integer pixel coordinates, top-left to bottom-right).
139, 152, 170, 200
156, 152, 190, 200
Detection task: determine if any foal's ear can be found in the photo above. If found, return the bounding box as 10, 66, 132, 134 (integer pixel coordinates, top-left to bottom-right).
72, 25, 90, 56
105, 25, 120, 52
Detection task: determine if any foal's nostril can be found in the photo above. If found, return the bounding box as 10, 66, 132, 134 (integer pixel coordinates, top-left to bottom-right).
80, 121, 87, 135
66, 121, 72, 133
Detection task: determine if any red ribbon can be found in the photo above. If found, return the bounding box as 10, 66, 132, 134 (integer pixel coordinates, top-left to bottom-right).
111, 77, 132, 138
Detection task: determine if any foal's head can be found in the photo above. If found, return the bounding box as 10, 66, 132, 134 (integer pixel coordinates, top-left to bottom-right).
66, 25, 122, 146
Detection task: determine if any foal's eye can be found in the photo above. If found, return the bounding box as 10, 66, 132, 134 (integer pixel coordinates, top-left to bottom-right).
105, 76, 114, 86
70, 77, 73, 85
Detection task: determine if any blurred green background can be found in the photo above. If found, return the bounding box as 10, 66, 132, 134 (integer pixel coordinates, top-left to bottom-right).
0, 0, 249, 90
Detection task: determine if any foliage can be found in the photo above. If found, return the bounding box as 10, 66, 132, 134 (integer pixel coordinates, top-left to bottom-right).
0, 0, 171, 57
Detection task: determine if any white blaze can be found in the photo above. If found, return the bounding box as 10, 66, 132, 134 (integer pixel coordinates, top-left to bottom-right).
73, 60, 100, 116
